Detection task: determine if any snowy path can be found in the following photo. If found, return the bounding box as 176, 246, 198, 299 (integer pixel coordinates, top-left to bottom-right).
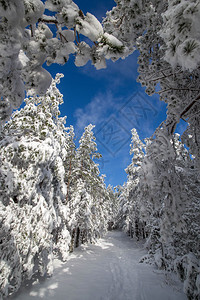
11, 231, 187, 300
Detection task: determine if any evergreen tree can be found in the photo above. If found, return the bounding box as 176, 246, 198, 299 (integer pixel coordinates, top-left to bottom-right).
65, 125, 76, 203
0, 74, 71, 298
124, 129, 146, 239
68, 124, 109, 251
121, 126, 200, 299
106, 185, 119, 230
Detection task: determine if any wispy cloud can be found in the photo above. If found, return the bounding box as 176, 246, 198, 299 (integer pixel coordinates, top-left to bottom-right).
74, 91, 118, 135
74, 86, 166, 150
73, 84, 167, 187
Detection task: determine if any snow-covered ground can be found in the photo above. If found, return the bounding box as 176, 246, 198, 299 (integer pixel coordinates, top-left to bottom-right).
10, 231, 187, 300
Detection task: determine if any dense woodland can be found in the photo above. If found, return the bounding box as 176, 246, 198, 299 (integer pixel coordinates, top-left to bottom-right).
0, 0, 200, 299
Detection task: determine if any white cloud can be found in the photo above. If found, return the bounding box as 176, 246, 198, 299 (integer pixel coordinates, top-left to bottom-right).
74, 91, 117, 135
73, 84, 168, 188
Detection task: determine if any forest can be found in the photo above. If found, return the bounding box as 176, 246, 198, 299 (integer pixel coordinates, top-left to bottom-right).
0, 0, 200, 299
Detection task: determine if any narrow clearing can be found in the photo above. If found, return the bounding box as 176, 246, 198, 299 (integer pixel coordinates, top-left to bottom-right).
11, 231, 187, 300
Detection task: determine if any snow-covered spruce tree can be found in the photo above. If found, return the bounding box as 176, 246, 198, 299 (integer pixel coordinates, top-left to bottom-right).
68, 124, 109, 251
0, 0, 131, 124
0, 74, 71, 298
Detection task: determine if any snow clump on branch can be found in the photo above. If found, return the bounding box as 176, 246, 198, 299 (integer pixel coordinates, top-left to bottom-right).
0, 0, 129, 125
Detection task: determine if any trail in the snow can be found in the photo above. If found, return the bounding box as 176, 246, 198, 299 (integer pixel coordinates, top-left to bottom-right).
10, 231, 187, 300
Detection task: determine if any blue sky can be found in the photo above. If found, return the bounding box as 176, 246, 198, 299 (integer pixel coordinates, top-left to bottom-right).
46, 1, 186, 187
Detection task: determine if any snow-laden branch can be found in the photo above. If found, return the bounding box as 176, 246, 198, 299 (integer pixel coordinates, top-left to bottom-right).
0, 0, 131, 125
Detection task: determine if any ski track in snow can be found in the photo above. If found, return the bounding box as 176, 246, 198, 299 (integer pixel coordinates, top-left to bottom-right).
9, 231, 187, 300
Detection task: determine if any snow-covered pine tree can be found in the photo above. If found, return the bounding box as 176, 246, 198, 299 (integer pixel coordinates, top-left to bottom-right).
106, 185, 119, 230
0, 74, 71, 298
114, 184, 129, 231
123, 129, 147, 240
138, 128, 187, 264
142, 129, 200, 298
65, 125, 76, 203
92, 175, 110, 239
68, 124, 109, 250
69, 178, 92, 247
121, 126, 200, 298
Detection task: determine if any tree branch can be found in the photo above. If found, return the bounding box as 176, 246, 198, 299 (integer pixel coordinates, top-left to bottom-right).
38, 17, 58, 24
30, 24, 34, 37
167, 93, 200, 135
158, 88, 200, 94
74, 26, 79, 45
150, 70, 183, 82
180, 94, 200, 118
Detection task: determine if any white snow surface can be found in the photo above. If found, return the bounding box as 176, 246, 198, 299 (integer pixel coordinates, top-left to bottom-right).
10, 231, 187, 300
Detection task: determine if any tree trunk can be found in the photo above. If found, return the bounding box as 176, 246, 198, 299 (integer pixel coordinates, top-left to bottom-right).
66, 159, 72, 203
75, 227, 80, 248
